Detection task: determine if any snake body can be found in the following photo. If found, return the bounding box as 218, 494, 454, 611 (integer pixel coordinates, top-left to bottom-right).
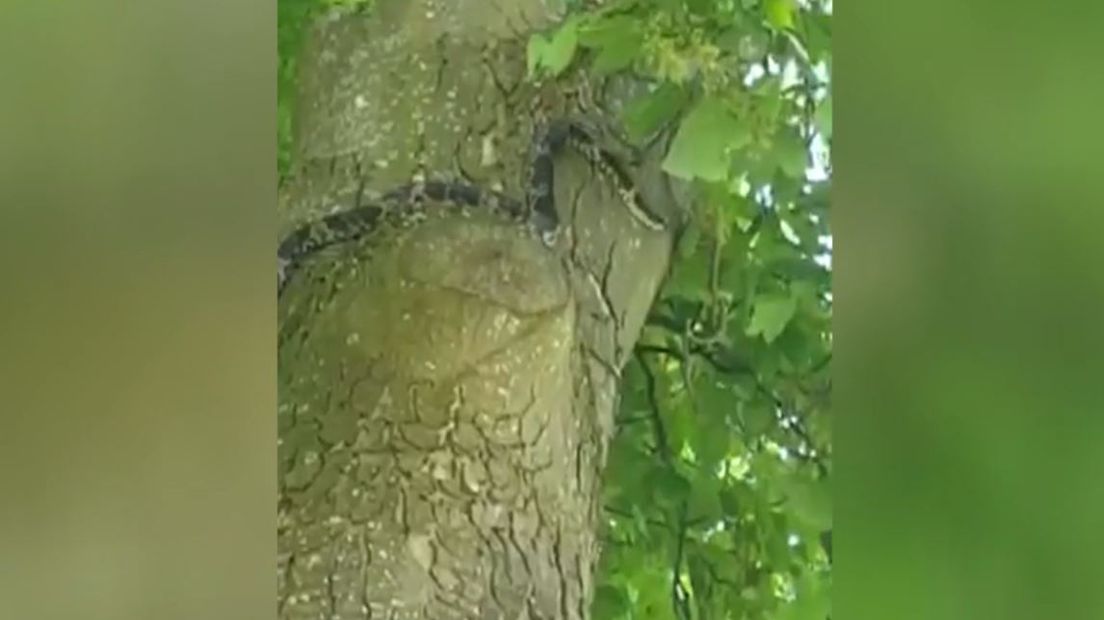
277, 119, 664, 296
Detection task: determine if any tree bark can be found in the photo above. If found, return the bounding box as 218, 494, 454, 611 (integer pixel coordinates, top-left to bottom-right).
277, 1, 684, 618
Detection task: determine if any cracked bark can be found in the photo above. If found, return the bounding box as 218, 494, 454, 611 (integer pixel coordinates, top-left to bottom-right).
278, 1, 686, 618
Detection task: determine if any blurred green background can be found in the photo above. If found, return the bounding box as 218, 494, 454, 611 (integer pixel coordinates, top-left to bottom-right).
839, 1, 1104, 619
1, 0, 1102, 618
0, 1, 274, 618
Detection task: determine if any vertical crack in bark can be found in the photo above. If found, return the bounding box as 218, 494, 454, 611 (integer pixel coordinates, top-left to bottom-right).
279, 553, 295, 616
326, 553, 339, 617
507, 510, 534, 583
432, 35, 449, 92
574, 550, 589, 620
566, 180, 586, 250
358, 527, 372, 619
551, 527, 570, 620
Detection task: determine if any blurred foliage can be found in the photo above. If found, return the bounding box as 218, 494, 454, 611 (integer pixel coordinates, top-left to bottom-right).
279, 0, 831, 618
277, 0, 309, 181
838, 2, 1104, 620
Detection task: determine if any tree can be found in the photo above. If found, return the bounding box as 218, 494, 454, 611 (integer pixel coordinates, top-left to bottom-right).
277, 0, 831, 618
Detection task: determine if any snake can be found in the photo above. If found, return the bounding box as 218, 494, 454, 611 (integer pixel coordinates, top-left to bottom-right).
276, 118, 665, 296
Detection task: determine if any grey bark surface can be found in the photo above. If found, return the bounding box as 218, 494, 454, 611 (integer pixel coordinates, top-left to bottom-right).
277, 1, 686, 618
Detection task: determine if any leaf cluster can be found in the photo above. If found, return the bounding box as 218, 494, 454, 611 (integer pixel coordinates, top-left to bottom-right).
532, 1, 832, 618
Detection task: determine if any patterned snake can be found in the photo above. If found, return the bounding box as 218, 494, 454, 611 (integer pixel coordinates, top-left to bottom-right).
277, 119, 665, 296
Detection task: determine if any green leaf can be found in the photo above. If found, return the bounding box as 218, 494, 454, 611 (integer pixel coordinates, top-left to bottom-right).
746, 292, 797, 343
635, 564, 678, 620
784, 477, 833, 530
775, 128, 808, 179
693, 405, 731, 470
592, 584, 630, 619
677, 214, 704, 260
773, 320, 817, 371
815, 95, 832, 140
579, 15, 644, 75
577, 15, 627, 47
527, 19, 579, 77
546, 20, 579, 75
662, 224, 711, 300
719, 209, 754, 291
722, 27, 769, 62
765, 0, 795, 30
604, 443, 654, 504
804, 11, 832, 62
650, 466, 690, 508
685, 0, 714, 16
731, 146, 777, 189
660, 387, 696, 461
654, 0, 684, 14
740, 397, 775, 436
592, 30, 644, 74
691, 366, 737, 465
765, 514, 796, 566
719, 483, 747, 514
688, 475, 724, 523
754, 76, 784, 129
526, 34, 548, 78
621, 82, 688, 144
662, 96, 749, 181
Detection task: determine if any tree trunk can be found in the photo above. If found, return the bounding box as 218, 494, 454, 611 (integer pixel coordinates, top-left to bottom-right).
277, 2, 684, 617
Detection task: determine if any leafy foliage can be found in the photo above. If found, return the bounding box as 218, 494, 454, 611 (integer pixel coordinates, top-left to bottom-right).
279, 0, 831, 618
533, 1, 832, 618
